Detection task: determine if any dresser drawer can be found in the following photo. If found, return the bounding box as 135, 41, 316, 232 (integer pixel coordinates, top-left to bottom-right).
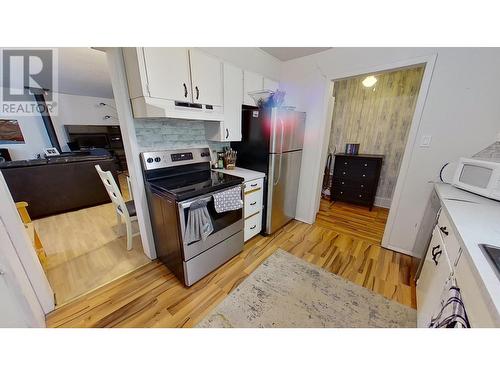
244, 178, 263, 193
244, 189, 262, 218
333, 157, 380, 180
332, 177, 375, 191
244, 212, 262, 241
331, 187, 372, 204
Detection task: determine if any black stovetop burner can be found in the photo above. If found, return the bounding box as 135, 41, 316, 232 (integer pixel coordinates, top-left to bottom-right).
148, 169, 243, 201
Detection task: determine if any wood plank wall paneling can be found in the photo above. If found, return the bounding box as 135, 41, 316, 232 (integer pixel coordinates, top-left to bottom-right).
329, 66, 425, 201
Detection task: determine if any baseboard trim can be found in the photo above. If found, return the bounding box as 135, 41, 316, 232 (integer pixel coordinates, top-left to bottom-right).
374, 196, 392, 209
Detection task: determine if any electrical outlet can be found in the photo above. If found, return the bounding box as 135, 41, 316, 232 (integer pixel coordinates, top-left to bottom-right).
420, 135, 432, 147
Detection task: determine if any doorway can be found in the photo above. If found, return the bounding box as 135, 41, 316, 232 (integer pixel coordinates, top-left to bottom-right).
0, 48, 150, 308
322, 65, 425, 209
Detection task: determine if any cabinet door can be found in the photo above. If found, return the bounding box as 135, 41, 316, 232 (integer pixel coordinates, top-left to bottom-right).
416, 227, 453, 327
263, 77, 279, 92
143, 48, 192, 102
222, 63, 242, 141
243, 71, 263, 106
189, 49, 223, 106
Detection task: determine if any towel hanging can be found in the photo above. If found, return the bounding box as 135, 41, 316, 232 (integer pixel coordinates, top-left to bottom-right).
213, 185, 243, 213
429, 277, 471, 328
184, 199, 214, 243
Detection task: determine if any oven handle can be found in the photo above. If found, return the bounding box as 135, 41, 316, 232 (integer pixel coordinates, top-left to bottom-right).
178, 184, 244, 210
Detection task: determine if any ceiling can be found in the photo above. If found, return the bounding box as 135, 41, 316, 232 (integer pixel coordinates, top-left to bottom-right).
260, 47, 332, 61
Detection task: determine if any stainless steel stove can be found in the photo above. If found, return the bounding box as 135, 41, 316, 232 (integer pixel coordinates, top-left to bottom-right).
141, 147, 244, 286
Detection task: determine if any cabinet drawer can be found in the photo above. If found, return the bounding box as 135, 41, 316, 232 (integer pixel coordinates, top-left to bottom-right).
332, 178, 374, 191
244, 189, 262, 218
244, 178, 263, 193
437, 210, 461, 266
244, 212, 262, 241
333, 157, 379, 180
331, 187, 372, 204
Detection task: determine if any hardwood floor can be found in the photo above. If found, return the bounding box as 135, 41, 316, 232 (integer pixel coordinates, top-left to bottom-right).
46, 200, 419, 328
35, 173, 150, 306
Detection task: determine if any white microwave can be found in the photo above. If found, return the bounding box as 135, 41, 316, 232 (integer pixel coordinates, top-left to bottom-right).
453, 157, 500, 200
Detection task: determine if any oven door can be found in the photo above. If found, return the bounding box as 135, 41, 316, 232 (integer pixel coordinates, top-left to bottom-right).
178, 185, 244, 261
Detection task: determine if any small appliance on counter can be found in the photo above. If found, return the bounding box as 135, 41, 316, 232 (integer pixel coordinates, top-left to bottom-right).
452, 157, 500, 201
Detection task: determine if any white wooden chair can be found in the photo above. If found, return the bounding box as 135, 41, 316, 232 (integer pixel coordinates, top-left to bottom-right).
95, 165, 139, 250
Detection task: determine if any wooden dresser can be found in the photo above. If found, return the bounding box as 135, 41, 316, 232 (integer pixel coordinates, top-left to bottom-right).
330, 153, 384, 210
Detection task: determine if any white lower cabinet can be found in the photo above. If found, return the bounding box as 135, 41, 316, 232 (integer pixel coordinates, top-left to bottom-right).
417, 209, 498, 327
243, 177, 264, 241
416, 226, 453, 327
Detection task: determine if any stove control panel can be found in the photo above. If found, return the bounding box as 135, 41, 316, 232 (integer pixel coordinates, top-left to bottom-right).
141, 147, 211, 170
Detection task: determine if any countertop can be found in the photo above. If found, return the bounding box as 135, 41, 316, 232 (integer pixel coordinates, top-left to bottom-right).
434, 183, 500, 322
212, 167, 266, 182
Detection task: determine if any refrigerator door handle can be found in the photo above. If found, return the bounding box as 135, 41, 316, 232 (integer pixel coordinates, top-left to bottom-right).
273, 119, 285, 186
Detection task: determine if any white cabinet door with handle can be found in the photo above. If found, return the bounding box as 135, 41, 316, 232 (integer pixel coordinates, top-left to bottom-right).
416, 227, 453, 327
222, 63, 242, 141
143, 47, 192, 102
189, 49, 223, 107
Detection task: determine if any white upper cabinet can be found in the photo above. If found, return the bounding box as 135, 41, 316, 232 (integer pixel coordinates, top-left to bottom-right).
143, 48, 192, 102
189, 49, 223, 107
243, 71, 264, 106
205, 63, 242, 142
263, 77, 279, 92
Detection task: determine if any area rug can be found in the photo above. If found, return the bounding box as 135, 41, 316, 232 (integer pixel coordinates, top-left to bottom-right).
197, 249, 416, 328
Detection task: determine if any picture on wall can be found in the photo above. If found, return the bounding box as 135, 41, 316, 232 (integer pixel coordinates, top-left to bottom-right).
0, 119, 25, 144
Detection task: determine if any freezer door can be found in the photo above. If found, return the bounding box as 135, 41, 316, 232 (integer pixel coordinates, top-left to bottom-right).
269, 109, 306, 153
265, 150, 303, 234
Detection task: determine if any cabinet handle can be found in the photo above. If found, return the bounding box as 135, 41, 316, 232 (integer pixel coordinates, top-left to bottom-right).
250, 225, 256, 230
250, 201, 257, 205
195, 86, 199, 100
183, 83, 188, 98
439, 226, 449, 236
431, 245, 442, 265
250, 183, 258, 187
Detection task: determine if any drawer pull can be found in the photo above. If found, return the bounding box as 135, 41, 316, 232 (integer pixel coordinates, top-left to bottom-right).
362, 174, 366, 177
364, 163, 368, 167
251, 183, 258, 187
250, 202, 257, 206
358, 194, 362, 198
250, 225, 256, 230
341, 181, 345, 185
439, 226, 449, 236
360, 184, 364, 188
340, 191, 343, 194
342, 172, 346, 175
344, 162, 348, 165
431, 245, 442, 265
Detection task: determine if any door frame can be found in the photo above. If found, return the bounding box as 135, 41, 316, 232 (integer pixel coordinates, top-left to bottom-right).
0, 172, 53, 321
316, 54, 437, 256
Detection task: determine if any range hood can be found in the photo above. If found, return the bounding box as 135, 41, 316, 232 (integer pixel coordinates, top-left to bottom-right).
130, 96, 224, 121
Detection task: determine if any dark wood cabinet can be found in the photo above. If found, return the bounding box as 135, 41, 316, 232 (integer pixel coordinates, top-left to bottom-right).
330, 153, 383, 210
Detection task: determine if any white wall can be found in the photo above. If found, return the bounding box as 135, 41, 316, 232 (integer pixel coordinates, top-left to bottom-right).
1, 92, 118, 160
281, 47, 500, 257
200, 47, 282, 81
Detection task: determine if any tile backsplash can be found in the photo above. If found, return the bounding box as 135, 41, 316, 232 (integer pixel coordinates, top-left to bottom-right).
135, 118, 228, 153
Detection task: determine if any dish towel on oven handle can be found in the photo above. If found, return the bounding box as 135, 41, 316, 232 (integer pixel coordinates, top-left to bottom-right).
185, 199, 214, 243
429, 277, 471, 328
213, 185, 243, 213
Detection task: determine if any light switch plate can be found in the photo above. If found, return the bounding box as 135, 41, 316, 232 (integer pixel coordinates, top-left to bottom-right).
420, 135, 432, 147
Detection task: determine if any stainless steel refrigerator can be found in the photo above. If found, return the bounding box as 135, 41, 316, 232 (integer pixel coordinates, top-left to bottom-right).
232, 106, 306, 235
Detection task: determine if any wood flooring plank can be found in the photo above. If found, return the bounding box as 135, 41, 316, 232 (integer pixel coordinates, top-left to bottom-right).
47, 200, 418, 327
